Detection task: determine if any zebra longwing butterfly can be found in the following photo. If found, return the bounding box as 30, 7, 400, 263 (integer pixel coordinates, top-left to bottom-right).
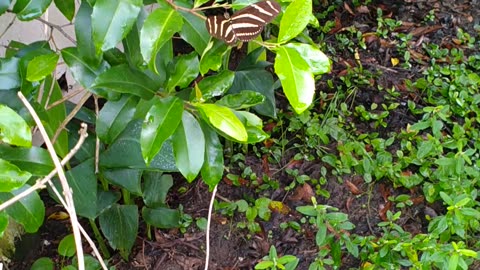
205, 0, 281, 45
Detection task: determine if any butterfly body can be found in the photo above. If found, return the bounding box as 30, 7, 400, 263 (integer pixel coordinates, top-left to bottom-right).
205, 0, 281, 45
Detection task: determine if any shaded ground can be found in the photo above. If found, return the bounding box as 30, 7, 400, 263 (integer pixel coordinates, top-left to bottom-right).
10, 0, 479, 269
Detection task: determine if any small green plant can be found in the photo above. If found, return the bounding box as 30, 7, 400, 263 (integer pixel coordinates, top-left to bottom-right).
296, 198, 358, 269
255, 245, 299, 270
30, 234, 108, 270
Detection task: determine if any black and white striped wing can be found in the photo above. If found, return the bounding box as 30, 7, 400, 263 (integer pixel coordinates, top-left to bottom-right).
205, 0, 281, 45
205, 15, 237, 45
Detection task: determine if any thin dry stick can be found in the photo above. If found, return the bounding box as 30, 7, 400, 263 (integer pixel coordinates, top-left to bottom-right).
0, 15, 16, 40
48, 177, 108, 270
0, 123, 88, 212
17, 91, 85, 270
47, 87, 86, 110
204, 184, 218, 270
35, 17, 76, 44
94, 95, 100, 174
52, 91, 92, 144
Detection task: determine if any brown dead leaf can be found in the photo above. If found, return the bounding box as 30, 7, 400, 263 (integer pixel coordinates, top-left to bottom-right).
262, 155, 271, 176
379, 184, 391, 202
345, 180, 362, 195
344, 2, 354, 15
328, 13, 342, 34
379, 201, 393, 221
263, 122, 276, 132
346, 197, 355, 212
356, 5, 370, 14
47, 211, 69, 220
411, 196, 425, 205
214, 215, 228, 225
263, 138, 274, 148
363, 32, 378, 44
289, 184, 315, 202
286, 159, 303, 169
410, 25, 443, 37
269, 200, 291, 215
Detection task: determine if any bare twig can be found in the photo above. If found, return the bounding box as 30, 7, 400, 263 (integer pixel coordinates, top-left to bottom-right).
0, 123, 88, 212
94, 95, 100, 174
35, 17, 76, 44
52, 91, 92, 144
17, 91, 85, 270
48, 169, 108, 270
47, 87, 86, 110
0, 15, 16, 40
204, 184, 218, 270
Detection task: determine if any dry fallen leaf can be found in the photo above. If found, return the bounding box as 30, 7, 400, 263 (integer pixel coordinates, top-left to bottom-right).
269, 200, 291, 215
47, 211, 69, 220
345, 180, 362, 195
289, 183, 315, 202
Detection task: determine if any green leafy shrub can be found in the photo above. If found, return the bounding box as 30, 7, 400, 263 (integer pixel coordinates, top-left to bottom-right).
0, 0, 331, 263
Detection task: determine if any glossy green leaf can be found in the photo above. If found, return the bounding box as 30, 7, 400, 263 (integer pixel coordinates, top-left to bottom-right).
99, 204, 138, 260
103, 168, 142, 195
196, 103, 247, 142
142, 207, 180, 228
104, 47, 127, 66
0, 0, 10, 15
235, 111, 269, 143
0, 185, 44, 233
166, 52, 199, 91
140, 6, 183, 72
18, 48, 49, 95
75, 1, 101, 66
0, 57, 20, 90
179, 10, 209, 54
199, 120, 224, 190
58, 234, 76, 257
283, 43, 330, 74
230, 69, 276, 118
72, 255, 102, 270
92, 0, 142, 53
172, 111, 205, 182
0, 159, 32, 192
237, 47, 270, 71
61, 47, 116, 99
141, 96, 183, 164
193, 0, 209, 8
12, 0, 52, 21
0, 104, 32, 147
100, 120, 177, 171
274, 45, 314, 114
143, 172, 173, 208
30, 257, 54, 270
51, 159, 97, 219
96, 190, 121, 217
278, 0, 312, 43
91, 64, 159, 99
54, 0, 75, 21
100, 120, 146, 168
123, 12, 145, 68
0, 210, 8, 236
42, 76, 68, 158
199, 40, 229, 75
0, 145, 54, 176
216, 90, 265, 110
97, 95, 140, 144
198, 70, 235, 100
25, 53, 58, 81
149, 139, 177, 172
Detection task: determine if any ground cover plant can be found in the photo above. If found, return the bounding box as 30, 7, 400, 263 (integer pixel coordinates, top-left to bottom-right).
0, 0, 479, 269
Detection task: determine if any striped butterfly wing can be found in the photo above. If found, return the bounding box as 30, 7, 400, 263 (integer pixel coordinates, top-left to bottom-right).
205, 15, 237, 45
205, 0, 281, 45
